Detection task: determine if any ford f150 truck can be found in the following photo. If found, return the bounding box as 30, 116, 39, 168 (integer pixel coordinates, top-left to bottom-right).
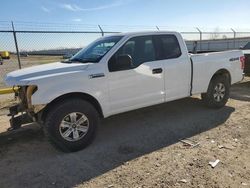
4, 31, 245, 152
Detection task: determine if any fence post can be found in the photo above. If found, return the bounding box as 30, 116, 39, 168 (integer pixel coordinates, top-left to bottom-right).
156, 26, 160, 31
231, 28, 236, 49
11, 21, 21, 69
196, 27, 202, 51
98, 25, 104, 36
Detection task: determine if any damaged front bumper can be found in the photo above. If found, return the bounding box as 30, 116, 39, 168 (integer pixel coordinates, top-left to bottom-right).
8, 105, 33, 131
7, 85, 45, 131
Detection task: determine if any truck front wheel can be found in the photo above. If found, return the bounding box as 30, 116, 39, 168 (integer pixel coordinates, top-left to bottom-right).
201, 75, 230, 108
44, 99, 99, 152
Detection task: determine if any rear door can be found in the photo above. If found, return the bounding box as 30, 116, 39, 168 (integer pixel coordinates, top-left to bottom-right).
107, 35, 165, 115
153, 35, 191, 101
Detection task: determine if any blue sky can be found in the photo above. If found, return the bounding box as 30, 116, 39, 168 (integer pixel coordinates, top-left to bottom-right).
1, 0, 250, 30
1, 0, 250, 51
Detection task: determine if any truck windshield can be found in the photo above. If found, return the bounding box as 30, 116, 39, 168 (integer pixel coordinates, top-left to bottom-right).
69, 36, 123, 63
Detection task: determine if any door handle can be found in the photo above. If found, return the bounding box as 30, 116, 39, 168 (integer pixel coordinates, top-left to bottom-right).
152, 68, 163, 74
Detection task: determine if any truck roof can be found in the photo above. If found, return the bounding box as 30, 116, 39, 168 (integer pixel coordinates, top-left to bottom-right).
107, 31, 179, 37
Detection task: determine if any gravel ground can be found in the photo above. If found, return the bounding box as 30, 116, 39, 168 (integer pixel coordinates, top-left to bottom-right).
0, 78, 249, 188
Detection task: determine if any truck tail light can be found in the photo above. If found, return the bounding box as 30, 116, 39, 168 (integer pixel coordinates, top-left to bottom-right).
240, 56, 245, 70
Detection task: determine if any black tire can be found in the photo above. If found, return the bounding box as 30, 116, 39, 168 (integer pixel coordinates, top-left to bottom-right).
201, 75, 230, 109
44, 99, 99, 152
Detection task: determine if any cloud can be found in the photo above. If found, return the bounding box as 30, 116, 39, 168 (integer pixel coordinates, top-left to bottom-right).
72, 18, 82, 22
60, 1, 123, 12
61, 4, 81, 11
41, 6, 50, 12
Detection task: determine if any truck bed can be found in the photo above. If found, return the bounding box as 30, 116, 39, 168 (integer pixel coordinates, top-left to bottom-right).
190, 50, 244, 94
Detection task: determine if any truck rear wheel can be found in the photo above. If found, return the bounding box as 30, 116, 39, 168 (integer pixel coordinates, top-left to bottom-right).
201, 75, 230, 109
44, 99, 99, 152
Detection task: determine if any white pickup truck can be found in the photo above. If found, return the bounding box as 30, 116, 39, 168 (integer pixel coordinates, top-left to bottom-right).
5, 31, 244, 152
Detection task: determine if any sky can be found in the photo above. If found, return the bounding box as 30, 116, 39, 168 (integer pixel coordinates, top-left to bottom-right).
1, 0, 250, 30
1, 0, 250, 51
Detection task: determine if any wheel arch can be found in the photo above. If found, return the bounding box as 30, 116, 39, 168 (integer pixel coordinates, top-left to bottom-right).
209, 69, 231, 86
41, 92, 104, 122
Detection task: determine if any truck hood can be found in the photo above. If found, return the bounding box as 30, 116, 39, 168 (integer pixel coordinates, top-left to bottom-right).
5, 62, 90, 86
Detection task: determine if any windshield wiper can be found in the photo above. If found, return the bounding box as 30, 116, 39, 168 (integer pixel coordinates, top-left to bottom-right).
61, 58, 89, 64
70, 57, 99, 63
70, 58, 88, 63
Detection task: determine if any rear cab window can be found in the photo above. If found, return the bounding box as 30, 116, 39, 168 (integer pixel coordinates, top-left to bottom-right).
153, 35, 182, 60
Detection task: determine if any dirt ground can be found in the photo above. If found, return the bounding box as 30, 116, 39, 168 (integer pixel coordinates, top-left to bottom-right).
0, 78, 249, 188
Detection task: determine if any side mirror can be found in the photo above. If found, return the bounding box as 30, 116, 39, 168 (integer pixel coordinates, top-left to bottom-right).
116, 54, 132, 70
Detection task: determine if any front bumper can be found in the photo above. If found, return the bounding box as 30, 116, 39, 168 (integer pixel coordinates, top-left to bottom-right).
7, 85, 39, 131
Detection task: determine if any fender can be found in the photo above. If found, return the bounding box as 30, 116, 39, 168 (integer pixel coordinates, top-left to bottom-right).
30, 71, 110, 117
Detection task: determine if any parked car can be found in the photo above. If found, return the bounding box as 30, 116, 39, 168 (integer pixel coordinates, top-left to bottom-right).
240, 42, 250, 75
5, 31, 244, 152
0, 51, 10, 59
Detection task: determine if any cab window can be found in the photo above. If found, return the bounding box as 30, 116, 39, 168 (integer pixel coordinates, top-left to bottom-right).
153, 35, 182, 60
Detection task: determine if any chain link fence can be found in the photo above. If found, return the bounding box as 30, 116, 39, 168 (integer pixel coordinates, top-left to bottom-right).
1, 21, 250, 88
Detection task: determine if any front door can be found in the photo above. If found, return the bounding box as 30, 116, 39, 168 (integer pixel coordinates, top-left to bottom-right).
107, 35, 165, 115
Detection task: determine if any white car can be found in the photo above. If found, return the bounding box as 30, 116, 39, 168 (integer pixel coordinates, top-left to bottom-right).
5, 31, 245, 152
